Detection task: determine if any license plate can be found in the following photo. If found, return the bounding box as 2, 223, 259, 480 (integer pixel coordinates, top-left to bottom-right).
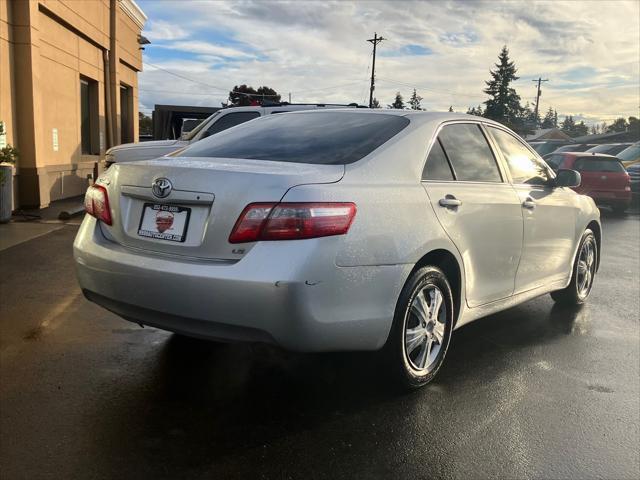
137, 204, 191, 242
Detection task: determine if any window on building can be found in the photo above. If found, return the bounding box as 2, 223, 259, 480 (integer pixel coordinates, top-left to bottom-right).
80, 77, 99, 155
437, 124, 502, 182
120, 83, 134, 144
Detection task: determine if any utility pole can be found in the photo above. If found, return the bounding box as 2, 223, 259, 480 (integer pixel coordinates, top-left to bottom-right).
367, 32, 385, 108
532, 77, 549, 126
288, 92, 292, 104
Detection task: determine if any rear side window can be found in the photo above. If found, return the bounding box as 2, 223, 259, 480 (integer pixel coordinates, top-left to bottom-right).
422, 139, 454, 181
182, 112, 410, 165
201, 112, 261, 139
488, 127, 550, 185
573, 157, 625, 173
437, 124, 502, 182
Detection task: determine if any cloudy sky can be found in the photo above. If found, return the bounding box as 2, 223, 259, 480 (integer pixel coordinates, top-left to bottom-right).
136, 0, 639, 126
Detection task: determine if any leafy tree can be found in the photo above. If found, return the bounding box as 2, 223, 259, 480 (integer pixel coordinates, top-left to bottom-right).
628, 116, 639, 137
228, 84, 281, 107
388, 92, 405, 109
606, 117, 629, 133
520, 102, 539, 134
138, 112, 152, 136
482, 46, 522, 131
371, 97, 381, 109
541, 107, 556, 128
408, 89, 423, 110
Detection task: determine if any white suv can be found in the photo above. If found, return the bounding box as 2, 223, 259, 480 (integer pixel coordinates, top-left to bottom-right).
105, 103, 363, 166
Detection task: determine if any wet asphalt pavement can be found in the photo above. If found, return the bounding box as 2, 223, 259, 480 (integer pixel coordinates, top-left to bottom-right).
1, 212, 638, 480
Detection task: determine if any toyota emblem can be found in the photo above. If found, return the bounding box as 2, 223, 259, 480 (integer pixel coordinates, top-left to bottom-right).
152, 178, 173, 198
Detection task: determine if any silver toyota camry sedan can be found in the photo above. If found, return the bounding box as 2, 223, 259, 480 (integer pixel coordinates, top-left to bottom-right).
74, 110, 601, 388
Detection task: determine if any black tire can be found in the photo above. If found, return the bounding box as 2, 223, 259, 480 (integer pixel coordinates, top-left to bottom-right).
551, 229, 597, 305
384, 266, 454, 390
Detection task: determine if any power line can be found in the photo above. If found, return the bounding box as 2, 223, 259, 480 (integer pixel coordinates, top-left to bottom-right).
376, 76, 480, 99
367, 33, 385, 108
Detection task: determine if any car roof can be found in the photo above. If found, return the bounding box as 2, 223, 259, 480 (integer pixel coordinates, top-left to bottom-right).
279, 108, 509, 128
561, 152, 620, 159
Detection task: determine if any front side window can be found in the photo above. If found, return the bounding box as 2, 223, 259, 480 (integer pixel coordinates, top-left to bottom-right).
488, 127, 550, 185
182, 112, 410, 165
422, 139, 454, 181
200, 111, 261, 139
437, 124, 502, 182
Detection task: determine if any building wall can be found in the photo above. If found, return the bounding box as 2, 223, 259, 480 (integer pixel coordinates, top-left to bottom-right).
0, 0, 145, 208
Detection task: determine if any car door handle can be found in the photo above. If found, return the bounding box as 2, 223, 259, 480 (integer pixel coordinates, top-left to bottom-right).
522, 197, 536, 209
439, 196, 462, 208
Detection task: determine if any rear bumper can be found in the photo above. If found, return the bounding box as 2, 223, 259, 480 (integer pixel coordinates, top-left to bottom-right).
74, 216, 409, 352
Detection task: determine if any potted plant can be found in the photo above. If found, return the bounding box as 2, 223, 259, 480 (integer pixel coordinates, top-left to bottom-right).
0, 122, 18, 223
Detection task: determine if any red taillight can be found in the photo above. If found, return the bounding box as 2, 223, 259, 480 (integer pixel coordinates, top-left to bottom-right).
229, 202, 356, 243
84, 185, 112, 225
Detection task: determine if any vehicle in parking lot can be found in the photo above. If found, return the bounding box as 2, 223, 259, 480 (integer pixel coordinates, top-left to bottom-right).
544, 152, 631, 213
528, 140, 571, 156
585, 143, 632, 156
75, 110, 601, 389
552, 143, 599, 154
616, 142, 640, 168
104, 103, 364, 167
626, 163, 640, 197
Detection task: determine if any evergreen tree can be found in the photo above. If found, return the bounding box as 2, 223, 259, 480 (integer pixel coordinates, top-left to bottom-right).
466, 105, 483, 116
388, 92, 405, 109
408, 89, 423, 110
541, 107, 556, 128
371, 97, 381, 109
448, 106, 454, 112
628, 116, 639, 137
482, 46, 522, 131
574, 121, 588, 137
561, 115, 576, 136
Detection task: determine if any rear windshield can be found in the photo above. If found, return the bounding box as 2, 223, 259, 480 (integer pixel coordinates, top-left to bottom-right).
617, 144, 640, 162
574, 157, 625, 172
179, 112, 410, 165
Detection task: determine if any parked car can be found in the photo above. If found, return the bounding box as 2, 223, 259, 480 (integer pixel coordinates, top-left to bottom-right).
552, 144, 599, 154
626, 163, 640, 198
616, 142, 640, 168
528, 140, 572, 156
585, 143, 632, 156
104, 103, 364, 167
544, 152, 631, 213
76, 110, 601, 389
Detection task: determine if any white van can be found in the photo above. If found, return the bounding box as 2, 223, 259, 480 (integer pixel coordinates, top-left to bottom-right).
105, 103, 363, 166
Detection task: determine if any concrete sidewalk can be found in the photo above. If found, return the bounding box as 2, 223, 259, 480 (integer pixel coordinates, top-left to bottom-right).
0, 196, 85, 251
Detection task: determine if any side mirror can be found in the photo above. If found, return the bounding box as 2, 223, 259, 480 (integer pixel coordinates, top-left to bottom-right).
555, 169, 581, 188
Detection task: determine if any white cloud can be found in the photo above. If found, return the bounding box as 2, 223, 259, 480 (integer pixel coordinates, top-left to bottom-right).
137, 0, 640, 124
143, 20, 190, 42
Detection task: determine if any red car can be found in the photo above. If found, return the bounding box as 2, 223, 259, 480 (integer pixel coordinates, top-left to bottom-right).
544, 152, 631, 213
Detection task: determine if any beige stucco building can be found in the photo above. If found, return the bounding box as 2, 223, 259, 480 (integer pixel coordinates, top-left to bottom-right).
1, 0, 146, 208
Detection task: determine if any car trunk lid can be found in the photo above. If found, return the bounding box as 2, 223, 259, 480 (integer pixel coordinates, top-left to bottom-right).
100, 157, 345, 260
